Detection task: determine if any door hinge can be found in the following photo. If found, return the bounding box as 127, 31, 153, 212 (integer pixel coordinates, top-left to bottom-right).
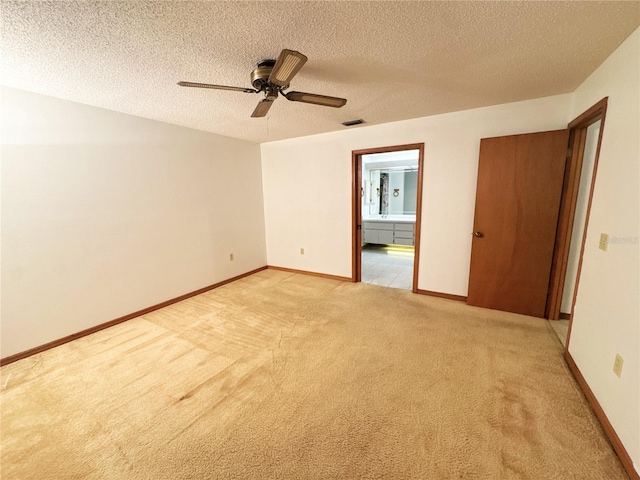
566, 147, 572, 158
357, 224, 362, 230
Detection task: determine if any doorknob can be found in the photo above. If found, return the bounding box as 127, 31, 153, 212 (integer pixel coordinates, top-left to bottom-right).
474, 232, 484, 238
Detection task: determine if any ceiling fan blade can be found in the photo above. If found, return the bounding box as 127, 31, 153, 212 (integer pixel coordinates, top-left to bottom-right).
177, 81, 256, 94
268, 49, 307, 87
251, 99, 274, 118
284, 91, 347, 108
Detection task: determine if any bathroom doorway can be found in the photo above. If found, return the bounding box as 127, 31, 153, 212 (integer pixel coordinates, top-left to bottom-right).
351, 143, 425, 291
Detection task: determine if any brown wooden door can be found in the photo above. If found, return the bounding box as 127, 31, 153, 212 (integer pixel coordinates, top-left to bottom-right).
467, 130, 569, 317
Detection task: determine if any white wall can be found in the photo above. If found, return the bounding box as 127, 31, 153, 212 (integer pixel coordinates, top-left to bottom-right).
388, 171, 405, 214
567, 28, 640, 472
404, 171, 418, 214
261, 94, 571, 292
1, 87, 267, 358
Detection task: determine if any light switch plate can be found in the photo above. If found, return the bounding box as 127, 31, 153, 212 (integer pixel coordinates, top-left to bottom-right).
599, 233, 609, 251
613, 354, 624, 377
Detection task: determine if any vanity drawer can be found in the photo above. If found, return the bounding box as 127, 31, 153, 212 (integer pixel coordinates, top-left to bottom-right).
394, 237, 414, 246
394, 223, 415, 232
364, 229, 394, 244
394, 230, 414, 239
363, 222, 394, 230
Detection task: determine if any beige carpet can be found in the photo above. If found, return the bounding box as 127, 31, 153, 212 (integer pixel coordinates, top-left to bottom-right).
0, 269, 627, 479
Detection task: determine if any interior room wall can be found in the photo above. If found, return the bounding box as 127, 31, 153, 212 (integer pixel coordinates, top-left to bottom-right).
1, 87, 267, 359
261, 94, 571, 293
566, 28, 639, 472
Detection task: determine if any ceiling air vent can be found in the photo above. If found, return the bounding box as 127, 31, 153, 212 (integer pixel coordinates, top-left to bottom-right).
342, 119, 365, 127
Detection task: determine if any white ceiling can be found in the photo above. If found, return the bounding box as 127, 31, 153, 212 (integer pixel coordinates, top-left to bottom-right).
2, 1, 639, 144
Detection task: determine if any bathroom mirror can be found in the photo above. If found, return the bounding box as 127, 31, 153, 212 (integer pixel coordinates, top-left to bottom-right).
365, 167, 418, 216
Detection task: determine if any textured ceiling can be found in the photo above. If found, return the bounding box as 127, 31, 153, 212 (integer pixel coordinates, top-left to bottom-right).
2, 1, 639, 144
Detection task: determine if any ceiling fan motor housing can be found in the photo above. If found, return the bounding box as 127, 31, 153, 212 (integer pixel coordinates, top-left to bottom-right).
251, 60, 279, 91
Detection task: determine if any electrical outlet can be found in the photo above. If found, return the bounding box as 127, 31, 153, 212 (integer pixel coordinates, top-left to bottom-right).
300, 248, 305, 255
599, 233, 609, 252
229, 253, 234, 261
613, 354, 623, 377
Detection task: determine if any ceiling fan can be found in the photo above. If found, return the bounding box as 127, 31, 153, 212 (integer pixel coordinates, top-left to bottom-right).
178, 49, 347, 118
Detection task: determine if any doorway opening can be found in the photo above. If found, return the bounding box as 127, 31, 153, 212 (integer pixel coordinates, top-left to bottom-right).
352, 144, 425, 291
547, 98, 608, 347
465, 99, 608, 333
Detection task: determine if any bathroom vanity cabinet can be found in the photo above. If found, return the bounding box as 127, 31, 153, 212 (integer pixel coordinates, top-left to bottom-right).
363, 219, 415, 246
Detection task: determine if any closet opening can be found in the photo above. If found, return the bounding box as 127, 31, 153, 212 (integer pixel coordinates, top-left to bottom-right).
547, 98, 608, 348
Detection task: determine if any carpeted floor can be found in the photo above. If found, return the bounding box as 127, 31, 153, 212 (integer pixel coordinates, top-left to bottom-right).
0, 269, 628, 479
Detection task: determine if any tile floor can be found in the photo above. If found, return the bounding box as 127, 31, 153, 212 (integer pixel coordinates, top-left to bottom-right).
549, 319, 570, 346
361, 244, 415, 290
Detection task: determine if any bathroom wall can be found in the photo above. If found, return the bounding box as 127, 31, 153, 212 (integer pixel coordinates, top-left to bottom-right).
403, 171, 418, 214
388, 171, 405, 215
